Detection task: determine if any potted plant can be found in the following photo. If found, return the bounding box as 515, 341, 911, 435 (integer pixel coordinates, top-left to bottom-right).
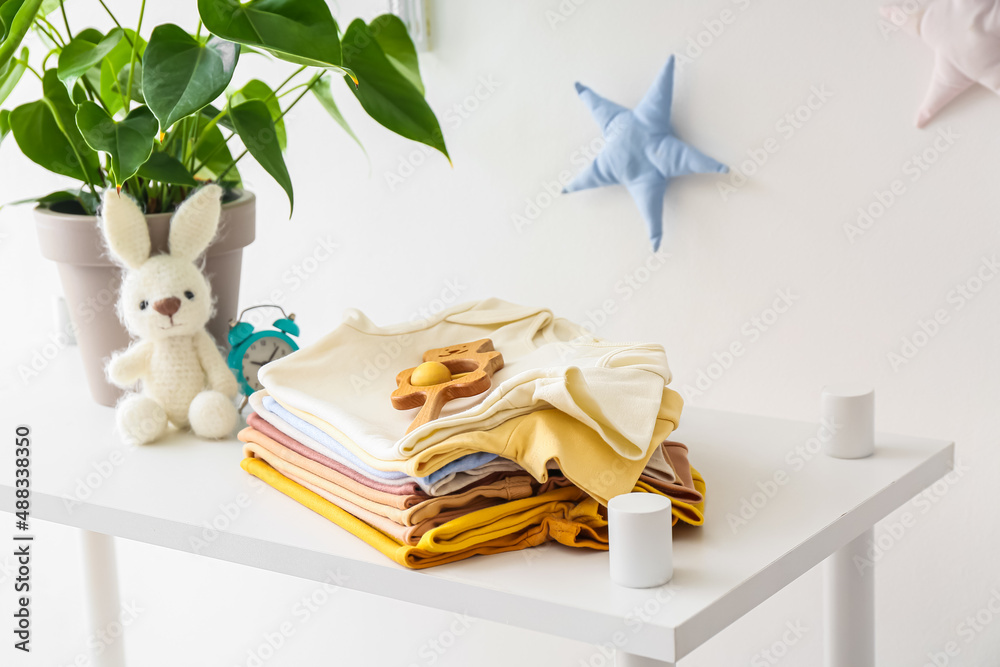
0, 0, 449, 406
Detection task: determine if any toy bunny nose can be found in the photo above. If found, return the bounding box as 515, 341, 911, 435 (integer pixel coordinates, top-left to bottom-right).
153, 297, 182, 317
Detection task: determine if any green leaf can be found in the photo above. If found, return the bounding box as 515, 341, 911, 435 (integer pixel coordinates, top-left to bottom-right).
197, 0, 342, 69
0, 45, 25, 105
57, 27, 123, 88
229, 99, 291, 212
231, 78, 284, 150
368, 15, 423, 95
137, 151, 196, 186
0, 0, 43, 72
4, 187, 99, 214
312, 74, 366, 160
193, 112, 239, 184
341, 19, 448, 162
0, 108, 11, 146
10, 100, 93, 180
40, 68, 101, 184
98, 29, 146, 116
115, 62, 144, 103
201, 103, 234, 132
142, 23, 239, 131
38, 0, 68, 16
76, 102, 158, 185
10, 189, 76, 206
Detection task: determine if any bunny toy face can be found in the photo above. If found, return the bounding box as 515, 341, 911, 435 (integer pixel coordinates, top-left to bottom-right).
119, 255, 214, 340
100, 185, 223, 340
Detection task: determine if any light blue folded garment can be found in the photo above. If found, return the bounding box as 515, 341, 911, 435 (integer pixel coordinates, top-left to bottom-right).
262, 396, 499, 485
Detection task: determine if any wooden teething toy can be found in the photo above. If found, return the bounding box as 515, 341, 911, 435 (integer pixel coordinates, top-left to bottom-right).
391, 339, 504, 434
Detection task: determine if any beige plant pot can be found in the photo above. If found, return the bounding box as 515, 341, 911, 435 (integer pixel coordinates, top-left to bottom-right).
34, 191, 256, 407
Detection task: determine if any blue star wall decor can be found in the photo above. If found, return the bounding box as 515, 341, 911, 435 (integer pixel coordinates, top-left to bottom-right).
564, 56, 728, 250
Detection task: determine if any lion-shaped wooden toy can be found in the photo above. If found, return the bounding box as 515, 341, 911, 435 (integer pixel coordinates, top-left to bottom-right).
391, 339, 504, 434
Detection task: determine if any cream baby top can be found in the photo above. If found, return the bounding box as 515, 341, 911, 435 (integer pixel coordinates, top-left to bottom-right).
257, 299, 676, 476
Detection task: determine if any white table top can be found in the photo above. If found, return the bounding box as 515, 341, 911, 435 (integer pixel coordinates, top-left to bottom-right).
0, 353, 953, 663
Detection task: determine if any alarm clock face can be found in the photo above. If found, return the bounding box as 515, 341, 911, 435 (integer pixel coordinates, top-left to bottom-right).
241, 336, 295, 392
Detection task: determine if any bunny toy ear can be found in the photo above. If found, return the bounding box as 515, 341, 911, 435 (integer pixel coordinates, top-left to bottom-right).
101, 190, 151, 270
169, 184, 223, 262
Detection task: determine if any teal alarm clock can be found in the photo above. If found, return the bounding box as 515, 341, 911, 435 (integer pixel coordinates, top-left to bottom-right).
228, 305, 300, 398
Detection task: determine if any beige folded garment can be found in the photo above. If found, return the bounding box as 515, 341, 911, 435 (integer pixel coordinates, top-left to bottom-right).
241, 429, 536, 526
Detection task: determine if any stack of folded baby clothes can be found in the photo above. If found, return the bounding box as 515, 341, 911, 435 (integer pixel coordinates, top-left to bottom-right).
238, 299, 706, 569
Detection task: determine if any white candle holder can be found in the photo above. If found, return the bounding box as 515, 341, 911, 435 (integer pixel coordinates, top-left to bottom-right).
821, 385, 875, 459
608, 492, 673, 589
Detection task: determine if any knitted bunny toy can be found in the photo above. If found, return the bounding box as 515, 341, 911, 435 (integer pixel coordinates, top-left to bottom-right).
102, 185, 239, 444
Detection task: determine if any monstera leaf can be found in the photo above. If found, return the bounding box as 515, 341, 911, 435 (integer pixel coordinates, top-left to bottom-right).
368, 14, 423, 95
142, 23, 239, 130
0, 108, 12, 146
198, 0, 351, 78
0, 45, 26, 106
76, 102, 158, 185
229, 99, 292, 211
312, 74, 366, 159
57, 28, 123, 89
0, 0, 44, 71
99, 29, 146, 116
231, 78, 285, 149
341, 19, 448, 161
41, 68, 101, 183
192, 111, 240, 184
10, 100, 94, 181
137, 152, 196, 186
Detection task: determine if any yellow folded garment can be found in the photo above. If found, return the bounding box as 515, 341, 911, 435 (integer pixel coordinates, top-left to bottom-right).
259, 299, 674, 478
271, 388, 682, 506
241, 457, 707, 570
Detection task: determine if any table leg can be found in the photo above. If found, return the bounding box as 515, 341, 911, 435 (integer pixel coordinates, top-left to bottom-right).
80, 530, 126, 667
824, 527, 875, 667
616, 652, 674, 666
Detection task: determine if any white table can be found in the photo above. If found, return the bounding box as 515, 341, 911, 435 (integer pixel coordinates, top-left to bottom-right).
0, 354, 954, 666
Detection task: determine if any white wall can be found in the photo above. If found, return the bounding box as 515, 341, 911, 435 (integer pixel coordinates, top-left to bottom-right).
3, 0, 998, 665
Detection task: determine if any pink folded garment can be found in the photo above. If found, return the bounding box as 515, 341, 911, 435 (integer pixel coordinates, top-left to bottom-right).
239, 428, 537, 526
248, 412, 424, 497
247, 407, 527, 496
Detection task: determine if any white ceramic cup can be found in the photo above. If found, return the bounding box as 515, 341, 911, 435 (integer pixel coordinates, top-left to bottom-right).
608, 493, 673, 588
821, 385, 875, 459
